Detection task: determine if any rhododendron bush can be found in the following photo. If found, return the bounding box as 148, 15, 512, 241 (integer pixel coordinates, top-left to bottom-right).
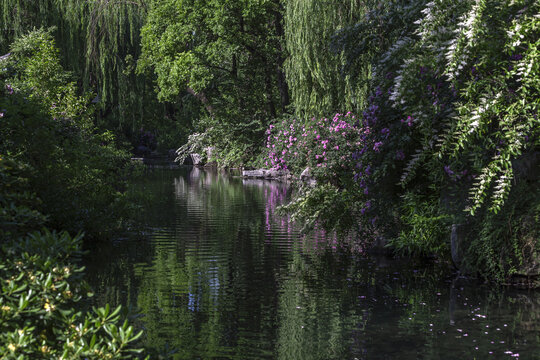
271, 0, 539, 281
266, 113, 368, 179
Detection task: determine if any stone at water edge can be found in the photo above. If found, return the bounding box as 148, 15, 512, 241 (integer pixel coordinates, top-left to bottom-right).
300, 167, 311, 180
242, 169, 266, 178
190, 153, 203, 165
265, 169, 279, 178
242, 168, 292, 180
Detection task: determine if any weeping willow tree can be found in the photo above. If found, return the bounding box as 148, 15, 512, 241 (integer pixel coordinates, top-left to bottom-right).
284, 0, 369, 117
0, 0, 181, 147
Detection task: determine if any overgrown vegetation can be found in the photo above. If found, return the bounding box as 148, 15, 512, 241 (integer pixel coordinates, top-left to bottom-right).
0, 156, 145, 359
0, 30, 146, 358
259, 0, 538, 282
137, 0, 289, 166
0, 8, 537, 354
1, 29, 133, 237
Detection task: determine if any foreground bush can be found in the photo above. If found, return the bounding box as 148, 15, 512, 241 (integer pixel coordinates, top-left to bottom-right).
0, 30, 148, 358
0, 232, 145, 359
0, 156, 146, 359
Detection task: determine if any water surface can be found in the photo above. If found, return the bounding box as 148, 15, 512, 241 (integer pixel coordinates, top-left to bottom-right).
85, 167, 539, 359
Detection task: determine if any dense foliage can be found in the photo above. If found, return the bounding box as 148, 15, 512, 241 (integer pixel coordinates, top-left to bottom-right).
0, 29, 148, 358
0, 156, 145, 359
265, 0, 538, 282
0, 0, 190, 151
283, 0, 364, 116
0, 29, 134, 238
138, 0, 289, 166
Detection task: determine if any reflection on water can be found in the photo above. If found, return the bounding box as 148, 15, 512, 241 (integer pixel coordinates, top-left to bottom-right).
85, 167, 539, 359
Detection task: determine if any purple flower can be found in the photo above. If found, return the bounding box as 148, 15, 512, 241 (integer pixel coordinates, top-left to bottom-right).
510, 54, 523, 61
381, 128, 390, 136
365, 165, 371, 176
444, 165, 454, 176
5, 84, 13, 94
396, 150, 405, 160
373, 142, 383, 152
369, 104, 379, 113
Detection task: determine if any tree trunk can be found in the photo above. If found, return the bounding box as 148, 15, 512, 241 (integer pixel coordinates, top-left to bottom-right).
273, 6, 290, 112
186, 87, 213, 116
264, 68, 277, 119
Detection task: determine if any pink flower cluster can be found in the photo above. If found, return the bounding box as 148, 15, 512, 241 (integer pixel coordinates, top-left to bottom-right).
265, 113, 369, 176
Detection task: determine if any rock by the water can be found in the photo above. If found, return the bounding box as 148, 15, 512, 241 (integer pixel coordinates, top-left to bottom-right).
242, 168, 291, 181
190, 153, 203, 165
242, 169, 266, 178
265, 169, 279, 178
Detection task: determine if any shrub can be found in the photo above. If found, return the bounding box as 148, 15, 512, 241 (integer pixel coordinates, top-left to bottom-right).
0, 155, 146, 359
0, 29, 134, 239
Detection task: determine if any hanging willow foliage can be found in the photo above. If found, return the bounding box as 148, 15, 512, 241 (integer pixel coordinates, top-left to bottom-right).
284, 0, 367, 118
0, 0, 159, 139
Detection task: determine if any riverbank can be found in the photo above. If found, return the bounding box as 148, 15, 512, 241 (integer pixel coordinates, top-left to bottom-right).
167, 153, 540, 288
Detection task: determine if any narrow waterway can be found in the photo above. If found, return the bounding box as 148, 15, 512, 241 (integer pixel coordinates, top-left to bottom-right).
85, 167, 539, 359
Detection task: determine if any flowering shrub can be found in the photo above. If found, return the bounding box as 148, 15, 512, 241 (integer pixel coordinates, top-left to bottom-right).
265, 113, 374, 181
277, 0, 539, 281
264, 109, 397, 233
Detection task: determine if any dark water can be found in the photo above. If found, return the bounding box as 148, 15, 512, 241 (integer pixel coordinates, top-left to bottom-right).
85, 167, 539, 359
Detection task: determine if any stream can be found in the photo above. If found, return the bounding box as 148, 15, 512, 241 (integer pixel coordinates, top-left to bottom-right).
84, 167, 539, 359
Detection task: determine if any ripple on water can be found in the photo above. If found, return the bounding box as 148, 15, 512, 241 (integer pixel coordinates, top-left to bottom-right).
84, 168, 540, 360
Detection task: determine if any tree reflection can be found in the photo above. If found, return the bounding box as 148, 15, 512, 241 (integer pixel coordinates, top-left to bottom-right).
85, 168, 539, 359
